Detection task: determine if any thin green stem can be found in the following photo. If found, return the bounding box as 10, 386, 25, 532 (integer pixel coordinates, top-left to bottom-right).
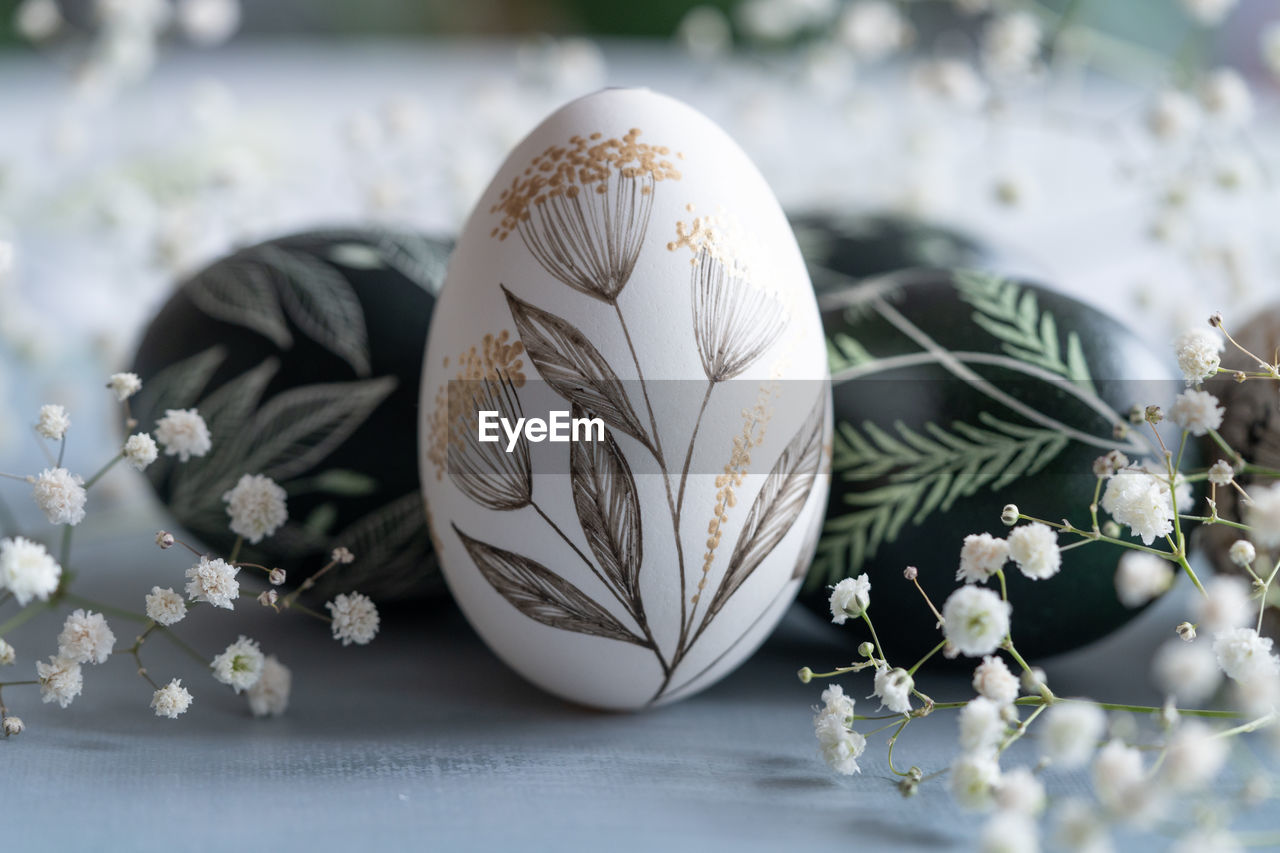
862, 611, 886, 662
1180, 514, 1251, 532
82, 454, 123, 490
999, 703, 1047, 754
59, 525, 72, 571
886, 718, 913, 776
0, 602, 51, 637
908, 640, 948, 676
228, 536, 243, 565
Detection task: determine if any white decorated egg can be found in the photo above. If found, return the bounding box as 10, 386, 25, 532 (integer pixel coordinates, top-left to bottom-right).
419, 88, 831, 709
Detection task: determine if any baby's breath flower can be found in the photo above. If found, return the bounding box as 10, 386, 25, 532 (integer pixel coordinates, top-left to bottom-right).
1114, 552, 1173, 608
1168, 389, 1224, 436
184, 556, 240, 609
871, 665, 913, 714
35, 404, 70, 440
1177, 622, 1197, 642
942, 586, 1011, 657
1041, 701, 1105, 768
0, 536, 61, 605
210, 635, 264, 693
1199, 67, 1253, 128
1100, 468, 1174, 546
949, 750, 1001, 811
1244, 482, 1280, 549
1229, 539, 1256, 567
1174, 328, 1224, 385
145, 586, 186, 626
1162, 721, 1229, 790
959, 696, 1005, 752
107, 372, 142, 401
56, 609, 115, 665
151, 679, 193, 719
1213, 626, 1279, 682
1092, 739, 1146, 815
3, 716, 23, 736
1146, 90, 1200, 142
154, 408, 211, 461
0, 638, 12, 666
222, 473, 288, 544
1050, 799, 1109, 853
156, 531, 175, 549
30, 467, 86, 526
1020, 666, 1047, 695
332, 546, 354, 564
958, 533, 1009, 584
246, 654, 291, 717
326, 592, 380, 645
835, 0, 910, 63
829, 574, 871, 624
1093, 450, 1128, 478
1172, 829, 1242, 853
123, 433, 158, 471
36, 655, 82, 707
1000, 504, 1019, 526
973, 655, 1019, 706
267, 567, 286, 585
993, 767, 1045, 816
981, 11, 1041, 78
979, 810, 1038, 853
176, 0, 241, 47
1006, 522, 1060, 580
1208, 460, 1235, 487
814, 685, 865, 775
1196, 575, 1253, 633
258, 589, 278, 608
1153, 638, 1221, 703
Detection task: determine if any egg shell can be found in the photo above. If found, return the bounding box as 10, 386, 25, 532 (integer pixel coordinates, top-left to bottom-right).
420, 88, 832, 710
131, 228, 449, 601
801, 268, 1188, 663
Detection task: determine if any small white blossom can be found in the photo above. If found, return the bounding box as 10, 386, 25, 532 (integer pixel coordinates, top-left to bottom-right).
145, 586, 186, 626
56, 609, 115, 665
1001, 504, 1019, 526
332, 546, 355, 564
0, 536, 61, 605
151, 679, 193, 719
36, 404, 70, 440
1180, 0, 1237, 26
1213, 627, 1279, 682
1208, 460, 1235, 487
911, 59, 987, 109
246, 654, 291, 717
872, 665, 913, 714
1162, 721, 1229, 790
1092, 739, 1146, 814
829, 574, 871, 624
973, 656, 1020, 706
1174, 328, 1224, 385
1200, 68, 1253, 128
1093, 450, 1129, 478
979, 810, 1039, 853
1196, 575, 1253, 633
1229, 539, 1256, 567
107, 372, 142, 401
210, 635, 264, 693
981, 11, 1041, 78
1146, 90, 1200, 142
326, 592, 380, 646
1232, 665, 1280, 716
36, 655, 83, 708
950, 750, 1001, 811
1153, 638, 1222, 702
154, 408, 212, 461
836, 1, 910, 63
1114, 552, 1173, 608
176, 0, 240, 46
1050, 799, 1110, 853
1041, 701, 1105, 768
1244, 482, 1280, 549
184, 556, 240, 609
1169, 389, 1224, 436
814, 685, 865, 775
222, 473, 288, 544
959, 696, 1005, 752
1006, 522, 1060, 580
943, 585, 1011, 657
3, 716, 23, 736
123, 433, 159, 471
1173, 829, 1242, 853
31, 467, 87, 526
0, 638, 14, 666
14, 0, 62, 40
993, 767, 1045, 816
958, 533, 1009, 584
1100, 468, 1174, 546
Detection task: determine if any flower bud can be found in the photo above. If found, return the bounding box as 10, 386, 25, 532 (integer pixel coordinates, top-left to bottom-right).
1145, 405, 1164, 424
0, 638, 14, 666
1176, 621, 1196, 641
331, 546, 355, 565
903, 565, 918, 581
1001, 504, 1019, 526
1208, 312, 1223, 328
797, 667, 813, 684
3, 716, 24, 736
858, 641, 875, 658
1102, 521, 1121, 539
258, 589, 279, 609
268, 568, 286, 586
1229, 540, 1256, 568
156, 531, 175, 549
897, 777, 919, 798
1020, 666, 1047, 694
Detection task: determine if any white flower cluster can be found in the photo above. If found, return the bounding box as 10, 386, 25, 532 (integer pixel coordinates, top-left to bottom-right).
222, 473, 288, 544
813, 684, 865, 775
828, 574, 871, 624
0, 536, 61, 605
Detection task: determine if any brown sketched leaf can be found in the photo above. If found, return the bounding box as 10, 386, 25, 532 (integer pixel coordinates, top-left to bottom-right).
454, 524, 645, 646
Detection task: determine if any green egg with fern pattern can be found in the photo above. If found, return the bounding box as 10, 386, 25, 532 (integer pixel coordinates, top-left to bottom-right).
130, 227, 450, 602
799, 268, 1187, 663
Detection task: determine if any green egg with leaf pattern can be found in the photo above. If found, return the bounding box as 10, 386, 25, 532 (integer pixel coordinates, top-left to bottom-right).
130, 228, 450, 601
800, 268, 1187, 663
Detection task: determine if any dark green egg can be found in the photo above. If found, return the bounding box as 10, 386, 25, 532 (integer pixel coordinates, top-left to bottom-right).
130, 228, 450, 601
799, 268, 1185, 663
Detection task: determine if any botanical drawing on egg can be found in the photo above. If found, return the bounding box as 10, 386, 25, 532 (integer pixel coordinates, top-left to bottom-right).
421, 90, 831, 709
